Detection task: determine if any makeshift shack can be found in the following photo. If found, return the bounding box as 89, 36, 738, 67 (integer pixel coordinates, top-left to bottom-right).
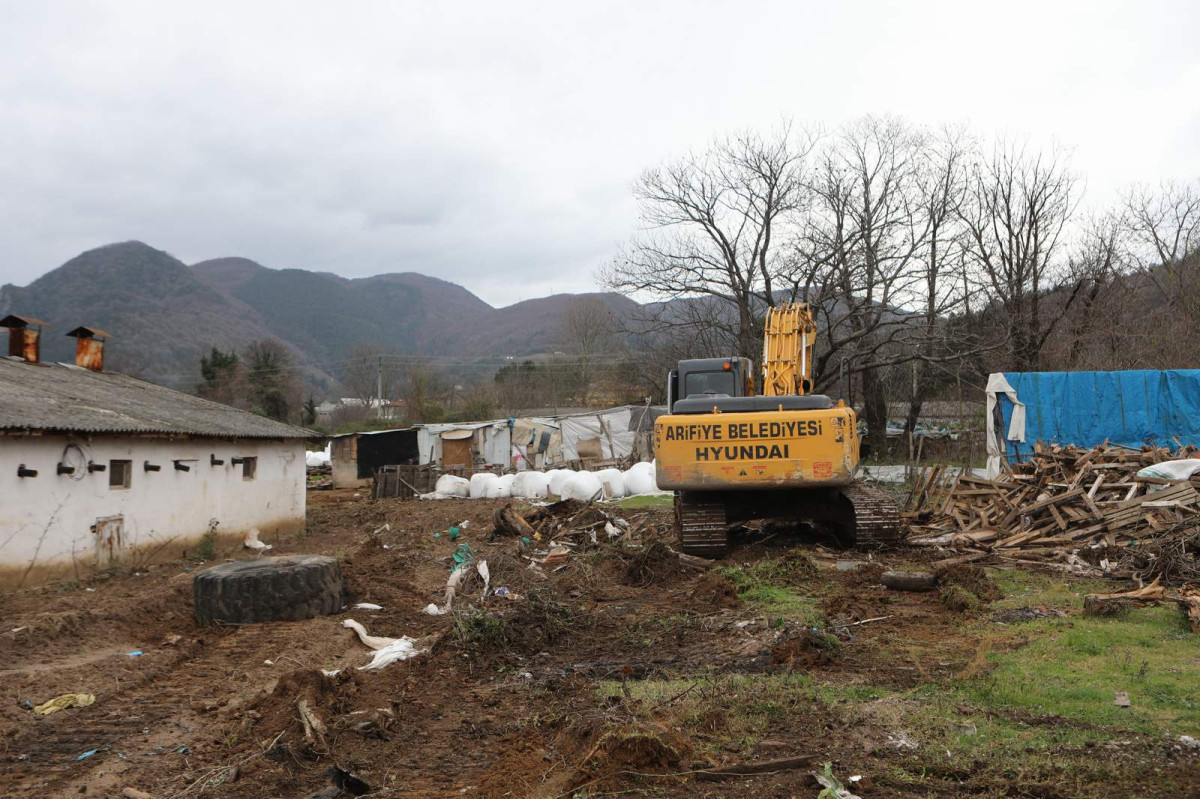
415, 421, 511, 471
987, 370, 1200, 475
330, 428, 419, 488
556, 404, 664, 465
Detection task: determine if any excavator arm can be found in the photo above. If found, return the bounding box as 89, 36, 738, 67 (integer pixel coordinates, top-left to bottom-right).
761, 303, 817, 397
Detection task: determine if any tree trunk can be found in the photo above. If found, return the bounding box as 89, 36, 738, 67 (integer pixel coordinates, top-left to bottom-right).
861, 366, 888, 460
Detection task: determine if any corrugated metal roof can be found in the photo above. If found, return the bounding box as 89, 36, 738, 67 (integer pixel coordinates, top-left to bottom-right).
0, 357, 315, 439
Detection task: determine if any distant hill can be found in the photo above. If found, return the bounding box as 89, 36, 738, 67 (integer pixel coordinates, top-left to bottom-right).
0, 242, 285, 385
0, 241, 639, 390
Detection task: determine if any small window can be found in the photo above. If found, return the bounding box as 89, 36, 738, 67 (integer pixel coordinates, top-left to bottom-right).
241, 456, 257, 480
109, 460, 132, 489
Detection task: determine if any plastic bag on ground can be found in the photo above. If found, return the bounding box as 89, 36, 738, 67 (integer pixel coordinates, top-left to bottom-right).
1137, 459, 1200, 482
561, 471, 604, 502
434, 475, 470, 497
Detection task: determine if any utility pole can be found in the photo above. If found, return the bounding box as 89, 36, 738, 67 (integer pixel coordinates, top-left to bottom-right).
376, 355, 383, 419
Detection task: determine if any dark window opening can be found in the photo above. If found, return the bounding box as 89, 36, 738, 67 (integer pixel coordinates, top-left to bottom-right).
242, 456, 257, 480
109, 459, 132, 489
684, 371, 736, 398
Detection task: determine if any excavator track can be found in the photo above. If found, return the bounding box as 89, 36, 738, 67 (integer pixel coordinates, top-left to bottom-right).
675, 491, 729, 558
839, 482, 902, 547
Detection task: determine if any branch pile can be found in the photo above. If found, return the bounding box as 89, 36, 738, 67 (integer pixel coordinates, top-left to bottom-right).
908, 443, 1200, 568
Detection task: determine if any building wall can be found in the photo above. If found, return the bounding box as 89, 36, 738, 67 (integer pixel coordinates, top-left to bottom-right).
0, 434, 306, 588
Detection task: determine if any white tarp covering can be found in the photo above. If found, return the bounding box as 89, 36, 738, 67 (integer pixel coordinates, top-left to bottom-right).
985, 373, 1027, 478
559, 407, 637, 461
416, 422, 511, 468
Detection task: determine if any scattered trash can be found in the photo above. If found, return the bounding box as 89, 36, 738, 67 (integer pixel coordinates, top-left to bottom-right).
422, 603, 445, 616
1114, 691, 1132, 708
815, 762, 863, 799
34, 692, 95, 716
243, 528, 272, 551
127, 650, 144, 657
77, 748, 101, 761
434, 531, 441, 538
1179, 735, 1200, 750
477, 560, 490, 599
177, 745, 191, 754
449, 526, 460, 541
86, 588, 96, 592
452, 542, 476, 569
353, 603, 383, 611
264, 659, 274, 666
887, 731, 918, 750
541, 545, 570, 567
341, 619, 426, 670
320, 669, 341, 677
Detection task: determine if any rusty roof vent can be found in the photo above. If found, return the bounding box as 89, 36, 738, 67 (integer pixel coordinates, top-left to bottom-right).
0, 314, 51, 364
66, 325, 112, 372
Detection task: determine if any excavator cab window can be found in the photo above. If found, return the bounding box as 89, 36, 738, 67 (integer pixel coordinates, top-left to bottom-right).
684, 370, 736, 398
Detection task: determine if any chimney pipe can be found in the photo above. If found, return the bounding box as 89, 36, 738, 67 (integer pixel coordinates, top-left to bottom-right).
0, 314, 51, 364
66, 326, 112, 371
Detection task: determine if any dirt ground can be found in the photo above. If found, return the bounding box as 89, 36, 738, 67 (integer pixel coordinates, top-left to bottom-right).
2, 489, 1197, 798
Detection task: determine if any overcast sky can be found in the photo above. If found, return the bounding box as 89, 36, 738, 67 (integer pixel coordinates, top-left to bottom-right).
1, 1, 1197, 307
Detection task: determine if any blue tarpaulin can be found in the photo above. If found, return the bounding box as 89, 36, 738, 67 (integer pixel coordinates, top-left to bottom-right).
994, 370, 1200, 463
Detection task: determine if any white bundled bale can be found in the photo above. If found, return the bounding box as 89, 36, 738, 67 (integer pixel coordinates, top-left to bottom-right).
469, 472, 499, 499
623, 465, 657, 496
522, 471, 550, 499
434, 475, 470, 497
596, 468, 627, 499
510, 471, 531, 497
487, 473, 514, 499
561, 471, 604, 502
547, 469, 574, 497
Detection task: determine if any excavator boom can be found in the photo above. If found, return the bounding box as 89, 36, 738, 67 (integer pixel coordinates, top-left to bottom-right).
761, 303, 817, 397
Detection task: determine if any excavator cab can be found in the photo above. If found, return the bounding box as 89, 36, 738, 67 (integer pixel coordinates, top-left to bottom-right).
654, 303, 901, 556
666, 357, 754, 410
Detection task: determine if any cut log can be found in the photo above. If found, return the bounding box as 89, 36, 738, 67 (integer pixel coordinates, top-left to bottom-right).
882, 570, 938, 592
492, 503, 536, 537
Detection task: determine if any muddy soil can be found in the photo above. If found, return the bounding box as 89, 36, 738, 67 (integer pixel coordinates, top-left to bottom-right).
0, 490, 1193, 797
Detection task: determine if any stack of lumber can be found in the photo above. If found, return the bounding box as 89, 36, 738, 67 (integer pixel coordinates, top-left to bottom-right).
906, 443, 1200, 554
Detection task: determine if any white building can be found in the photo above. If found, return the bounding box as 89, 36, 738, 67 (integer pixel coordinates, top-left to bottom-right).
0, 315, 314, 589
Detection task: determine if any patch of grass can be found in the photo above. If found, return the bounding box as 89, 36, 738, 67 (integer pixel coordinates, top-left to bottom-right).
719, 557, 825, 625
614, 494, 673, 509
988, 569, 1111, 611
960, 605, 1200, 735
189, 528, 217, 562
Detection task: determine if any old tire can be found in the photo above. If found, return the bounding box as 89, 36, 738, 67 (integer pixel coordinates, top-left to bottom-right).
193, 555, 345, 625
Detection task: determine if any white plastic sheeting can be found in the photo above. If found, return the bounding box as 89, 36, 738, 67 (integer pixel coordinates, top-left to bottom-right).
985, 373, 1027, 478
305, 443, 331, 468
434, 474, 470, 497
512, 471, 551, 498
469, 472, 499, 499
558, 408, 637, 461
487, 473, 514, 498
547, 469, 574, 496
416, 422, 512, 468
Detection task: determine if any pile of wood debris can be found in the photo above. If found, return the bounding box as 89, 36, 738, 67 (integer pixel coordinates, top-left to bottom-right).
906, 443, 1200, 573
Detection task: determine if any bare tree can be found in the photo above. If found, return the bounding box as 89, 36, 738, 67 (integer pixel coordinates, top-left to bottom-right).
558, 297, 619, 405
1122, 180, 1200, 324
603, 124, 815, 362
959, 138, 1079, 371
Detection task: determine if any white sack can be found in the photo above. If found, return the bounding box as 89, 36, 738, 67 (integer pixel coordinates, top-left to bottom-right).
623, 467, 658, 496
434, 475, 470, 497
596, 468, 627, 499
1137, 459, 1200, 481
520, 471, 550, 498
487, 473, 514, 498
548, 469, 574, 497
470, 472, 499, 499
561, 471, 604, 502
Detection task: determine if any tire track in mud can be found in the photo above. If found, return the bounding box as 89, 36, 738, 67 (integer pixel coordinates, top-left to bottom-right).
0, 624, 304, 796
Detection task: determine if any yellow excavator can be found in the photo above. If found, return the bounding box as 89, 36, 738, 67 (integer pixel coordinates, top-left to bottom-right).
654, 303, 900, 556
